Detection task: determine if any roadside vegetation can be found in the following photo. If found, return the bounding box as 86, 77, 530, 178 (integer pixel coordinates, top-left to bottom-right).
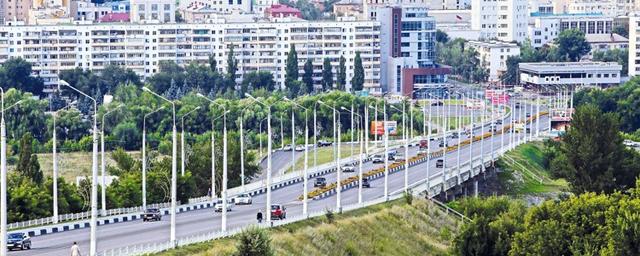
156, 198, 459, 256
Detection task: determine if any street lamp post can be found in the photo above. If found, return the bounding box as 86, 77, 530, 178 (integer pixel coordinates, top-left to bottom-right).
142, 87, 177, 246
0, 87, 6, 256
60, 80, 100, 255
341, 107, 364, 204
245, 93, 274, 221
318, 100, 342, 211
209, 112, 229, 201
100, 104, 124, 216
181, 107, 201, 177
196, 93, 228, 231
143, 106, 165, 210
284, 97, 309, 216
390, 103, 409, 192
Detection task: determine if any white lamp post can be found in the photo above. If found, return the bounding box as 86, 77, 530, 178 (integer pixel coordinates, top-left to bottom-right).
142, 106, 165, 210
284, 97, 309, 216
100, 104, 124, 216
180, 107, 201, 177
245, 93, 274, 221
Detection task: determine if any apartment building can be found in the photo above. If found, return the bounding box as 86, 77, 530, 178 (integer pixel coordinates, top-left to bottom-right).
130, 0, 175, 23
528, 13, 614, 48
0, 19, 382, 94
553, 0, 636, 16
628, 14, 640, 76
467, 40, 520, 81
369, 6, 448, 98
178, 0, 252, 16
471, 0, 529, 43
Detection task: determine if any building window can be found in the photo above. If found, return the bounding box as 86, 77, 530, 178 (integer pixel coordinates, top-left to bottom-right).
138, 4, 145, 11
396, 66, 401, 92
164, 4, 171, 10
151, 4, 158, 11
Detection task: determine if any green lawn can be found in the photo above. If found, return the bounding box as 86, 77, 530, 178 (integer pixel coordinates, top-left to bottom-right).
496, 142, 568, 195
8, 151, 141, 182
287, 145, 359, 173
155, 198, 458, 256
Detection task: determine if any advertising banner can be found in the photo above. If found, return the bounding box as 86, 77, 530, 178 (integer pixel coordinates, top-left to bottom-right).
370, 121, 398, 135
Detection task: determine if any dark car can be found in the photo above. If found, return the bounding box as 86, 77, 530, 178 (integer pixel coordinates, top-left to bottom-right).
450, 132, 459, 139
142, 208, 162, 222
431, 101, 444, 106
317, 140, 333, 147
271, 204, 287, 220
362, 177, 371, 188
314, 177, 327, 187
7, 233, 31, 251
526, 113, 531, 118
439, 140, 448, 147
515, 102, 521, 109
436, 159, 444, 168
495, 119, 503, 125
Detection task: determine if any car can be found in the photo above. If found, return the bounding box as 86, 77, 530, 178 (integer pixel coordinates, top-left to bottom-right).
515, 102, 521, 109
419, 139, 428, 149
317, 140, 333, 147
431, 101, 444, 106
450, 132, 459, 139
314, 177, 327, 187
214, 199, 234, 212
142, 208, 162, 222
271, 204, 287, 220
233, 194, 252, 205
7, 233, 31, 251
372, 154, 385, 163
417, 149, 428, 156
283, 145, 292, 151
526, 113, 531, 118
341, 164, 355, 172
439, 141, 448, 147
436, 159, 444, 168
362, 177, 371, 188
495, 119, 503, 125
295, 145, 305, 151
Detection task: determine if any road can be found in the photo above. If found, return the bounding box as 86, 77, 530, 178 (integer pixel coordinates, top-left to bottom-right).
10, 101, 546, 255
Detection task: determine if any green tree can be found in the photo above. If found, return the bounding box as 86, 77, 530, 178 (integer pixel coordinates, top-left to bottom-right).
593, 48, 628, 75
0, 57, 45, 95
352, 52, 365, 92
321, 58, 333, 91
285, 44, 300, 96
147, 61, 186, 93
436, 29, 449, 43
303, 59, 314, 94
500, 56, 521, 85
336, 55, 346, 91
208, 54, 218, 72
235, 226, 274, 256
555, 29, 591, 61
550, 104, 640, 194
16, 132, 43, 184
613, 26, 628, 37
226, 44, 239, 93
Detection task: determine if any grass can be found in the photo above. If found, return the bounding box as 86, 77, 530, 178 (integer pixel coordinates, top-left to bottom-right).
496, 142, 568, 195
8, 151, 141, 182
155, 198, 459, 256
286, 145, 360, 173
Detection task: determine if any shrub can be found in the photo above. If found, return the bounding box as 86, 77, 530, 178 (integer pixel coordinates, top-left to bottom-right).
235, 226, 273, 256
404, 190, 414, 205
325, 208, 335, 223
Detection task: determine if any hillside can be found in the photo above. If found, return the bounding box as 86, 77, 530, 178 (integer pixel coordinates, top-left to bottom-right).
157, 198, 460, 256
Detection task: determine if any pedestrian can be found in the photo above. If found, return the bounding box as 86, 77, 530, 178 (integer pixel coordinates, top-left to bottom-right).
71, 241, 82, 256
257, 210, 263, 223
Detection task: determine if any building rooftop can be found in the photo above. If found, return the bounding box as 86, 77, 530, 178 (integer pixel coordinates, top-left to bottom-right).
530, 12, 603, 17
467, 40, 519, 48
99, 13, 130, 23
585, 33, 628, 43
519, 62, 622, 72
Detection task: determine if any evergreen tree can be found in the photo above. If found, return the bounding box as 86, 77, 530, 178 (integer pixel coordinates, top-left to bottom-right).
303, 59, 314, 94
17, 133, 43, 184
285, 44, 300, 95
321, 58, 333, 91
163, 78, 179, 100
337, 55, 346, 91
351, 52, 365, 92
226, 44, 239, 92
208, 54, 217, 72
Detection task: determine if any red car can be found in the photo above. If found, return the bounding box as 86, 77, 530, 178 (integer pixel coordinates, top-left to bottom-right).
271, 204, 287, 220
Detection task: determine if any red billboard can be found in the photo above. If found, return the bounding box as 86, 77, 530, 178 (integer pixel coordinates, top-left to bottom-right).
370, 121, 398, 135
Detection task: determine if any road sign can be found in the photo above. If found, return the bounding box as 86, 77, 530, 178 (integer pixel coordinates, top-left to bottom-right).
370, 121, 398, 135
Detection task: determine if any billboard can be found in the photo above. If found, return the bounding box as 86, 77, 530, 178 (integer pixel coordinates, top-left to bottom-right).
370, 121, 398, 135
485, 89, 509, 105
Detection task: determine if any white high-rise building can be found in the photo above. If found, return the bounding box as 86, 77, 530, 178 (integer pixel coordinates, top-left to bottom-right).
131, 0, 175, 23
628, 15, 640, 77
471, 0, 529, 42
0, 19, 382, 94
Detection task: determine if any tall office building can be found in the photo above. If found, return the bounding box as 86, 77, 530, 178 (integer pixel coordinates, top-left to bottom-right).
471, 0, 529, 42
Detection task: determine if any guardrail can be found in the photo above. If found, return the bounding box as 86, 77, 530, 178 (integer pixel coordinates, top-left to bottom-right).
99, 193, 405, 256
7, 202, 171, 230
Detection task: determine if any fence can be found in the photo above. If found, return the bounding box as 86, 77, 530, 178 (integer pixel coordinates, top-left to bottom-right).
8, 202, 170, 230
99, 193, 404, 256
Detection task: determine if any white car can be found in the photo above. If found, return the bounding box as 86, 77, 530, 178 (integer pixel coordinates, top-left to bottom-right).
283, 145, 292, 151
214, 199, 234, 212
341, 164, 355, 172
417, 149, 428, 156
233, 194, 252, 205
295, 145, 305, 151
